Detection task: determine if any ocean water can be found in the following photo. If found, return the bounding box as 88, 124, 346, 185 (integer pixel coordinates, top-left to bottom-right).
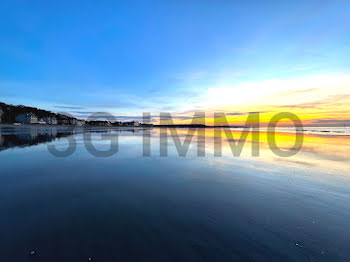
0, 126, 350, 261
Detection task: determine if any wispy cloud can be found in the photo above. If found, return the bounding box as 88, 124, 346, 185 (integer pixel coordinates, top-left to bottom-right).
314, 119, 350, 124
276, 88, 320, 97
277, 94, 350, 110
226, 112, 246, 116
54, 105, 86, 110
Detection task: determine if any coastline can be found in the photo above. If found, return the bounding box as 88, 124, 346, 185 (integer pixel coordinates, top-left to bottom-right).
1, 123, 349, 136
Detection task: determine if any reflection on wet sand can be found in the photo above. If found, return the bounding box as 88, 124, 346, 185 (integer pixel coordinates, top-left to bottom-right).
0, 126, 74, 152
0, 125, 144, 152
155, 128, 350, 174
0, 125, 350, 261
1, 125, 350, 173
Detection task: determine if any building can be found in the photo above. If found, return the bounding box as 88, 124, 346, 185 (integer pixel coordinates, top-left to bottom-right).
0, 108, 3, 123
70, 119, 77, 125
76, 120, 85, 126
58, 119, 70, 125
43, 116, 58, 125
15, 113, 38, 124
38, 119, 47, 125
51, 118, 58, 125
111, 121, 122, 126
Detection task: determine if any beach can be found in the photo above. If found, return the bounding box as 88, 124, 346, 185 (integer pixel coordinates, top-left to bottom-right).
0, 127, 349, 261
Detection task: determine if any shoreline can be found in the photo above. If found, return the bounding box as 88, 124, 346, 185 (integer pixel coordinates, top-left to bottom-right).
0, 123, 150, 129
0, 124, 349, 136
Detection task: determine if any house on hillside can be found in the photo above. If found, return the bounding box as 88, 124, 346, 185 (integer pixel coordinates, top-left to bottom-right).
15, 113, 38, 124
51, 118, 58, 125
43, 116, 58, 125
76, 120, 85, 126
70, 119, 77, 125
111, 121, 122, 126
38, 119, 47, 125
58, 119, 70, 125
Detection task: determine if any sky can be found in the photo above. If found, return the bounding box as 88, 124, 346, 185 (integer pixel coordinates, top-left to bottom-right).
1, 0, 350, 126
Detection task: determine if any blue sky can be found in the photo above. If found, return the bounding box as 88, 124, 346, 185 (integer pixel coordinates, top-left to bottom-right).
1, 0, 350, 122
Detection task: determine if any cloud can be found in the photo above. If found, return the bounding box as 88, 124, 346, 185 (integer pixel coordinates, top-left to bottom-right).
273, 158, 316, 167
159, 115, 203, 121
313, 119, 350, 124
248, 111, 268, 114
276, 88, 320, 97
70, 112, 158, 122
54, 105, 86, 110
226, 112, 246, 116
226, 111, 267, 115
277, 94, 350, 110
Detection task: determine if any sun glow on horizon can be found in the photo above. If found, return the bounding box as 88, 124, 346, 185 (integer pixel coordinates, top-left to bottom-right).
162, 73, 350, 127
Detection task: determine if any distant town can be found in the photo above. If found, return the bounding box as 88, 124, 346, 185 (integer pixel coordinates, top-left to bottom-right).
0, 102, 251, 129
0, 102, 152, 127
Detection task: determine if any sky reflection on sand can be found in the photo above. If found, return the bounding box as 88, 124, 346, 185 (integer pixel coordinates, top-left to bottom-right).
1, 126, 350, 175
0, 126, 350, 261
151, 128, 350, 175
